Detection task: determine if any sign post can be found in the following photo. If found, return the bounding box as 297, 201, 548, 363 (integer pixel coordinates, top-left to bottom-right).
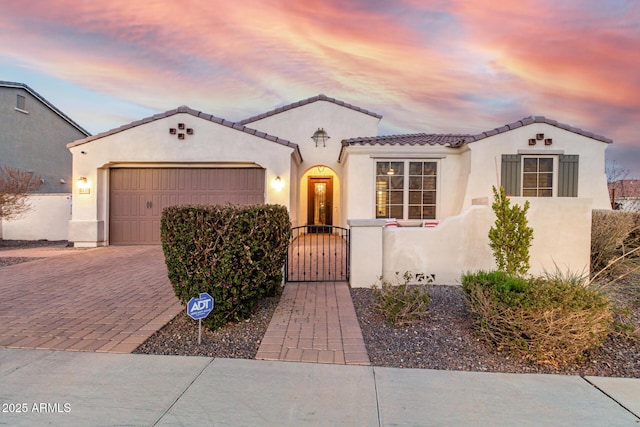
187, 292, 214, 344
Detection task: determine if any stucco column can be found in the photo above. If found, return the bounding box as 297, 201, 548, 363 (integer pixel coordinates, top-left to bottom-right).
347, 219, 386, 288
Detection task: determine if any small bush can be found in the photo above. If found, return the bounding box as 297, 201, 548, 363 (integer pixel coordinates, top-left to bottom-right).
462, 270, 612, 365
161, 204, 290, 330
488, 186, 533, 276
372, 272, 431, 326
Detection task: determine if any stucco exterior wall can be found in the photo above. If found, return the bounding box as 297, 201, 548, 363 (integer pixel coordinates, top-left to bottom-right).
0, 194, 71, 241
341, 123, 610, 225
0, 87, 87, 194
350, 197, 593, 286
464, 123, 610, 209
68, 112, 296, 246
381, 204, 495, 285
340, 145, 468, 221
245, 101, 380, 227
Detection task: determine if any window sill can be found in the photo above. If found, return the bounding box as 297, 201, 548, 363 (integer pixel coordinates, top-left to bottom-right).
14, 107, 29, 114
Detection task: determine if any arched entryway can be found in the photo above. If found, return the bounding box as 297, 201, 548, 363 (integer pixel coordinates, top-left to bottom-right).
299, 165, 340, 229
287, 165, 349, 282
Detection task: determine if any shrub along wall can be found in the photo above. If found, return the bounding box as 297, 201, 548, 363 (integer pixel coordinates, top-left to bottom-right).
161, 204, 291, 330
462, 270, 612, 365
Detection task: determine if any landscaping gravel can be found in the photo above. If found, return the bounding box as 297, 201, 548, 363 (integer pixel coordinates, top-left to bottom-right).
352, 285, 640, 378
134, 296, 280, 358
136, 283, 639, 378
3, 240, 636, 378
0, 239, 65, 268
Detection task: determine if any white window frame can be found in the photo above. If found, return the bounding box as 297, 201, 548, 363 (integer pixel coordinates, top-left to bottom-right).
15, 94, 28, 114
374, 159, 440, 220
521, 155, 558, 197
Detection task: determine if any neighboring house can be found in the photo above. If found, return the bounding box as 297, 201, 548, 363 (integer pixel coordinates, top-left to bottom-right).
0, 81, 90, 240
609, 179, 640, 211
68, 95, 612, 284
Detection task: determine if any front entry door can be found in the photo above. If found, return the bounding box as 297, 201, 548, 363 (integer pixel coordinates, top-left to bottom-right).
307, 177, 333, 231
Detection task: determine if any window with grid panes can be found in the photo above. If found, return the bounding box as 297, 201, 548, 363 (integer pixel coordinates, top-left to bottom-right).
522, 157, 553, 197
375, 160, 437, 219
376, 161, 404, 218
408, 161, 437, 219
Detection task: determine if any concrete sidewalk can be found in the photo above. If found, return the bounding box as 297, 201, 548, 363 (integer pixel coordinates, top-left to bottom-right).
1, 349, 638, 426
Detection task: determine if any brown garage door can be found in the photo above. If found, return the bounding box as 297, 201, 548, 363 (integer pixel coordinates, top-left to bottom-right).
110, 168, 265, 244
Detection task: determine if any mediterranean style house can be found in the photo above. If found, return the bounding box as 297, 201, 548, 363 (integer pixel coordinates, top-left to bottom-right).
0, 81, 90, 240
67, 95, 612, 285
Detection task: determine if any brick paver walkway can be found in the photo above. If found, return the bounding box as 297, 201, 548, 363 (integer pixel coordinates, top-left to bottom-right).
255, 282, 370, 365
0, 246, 182, 353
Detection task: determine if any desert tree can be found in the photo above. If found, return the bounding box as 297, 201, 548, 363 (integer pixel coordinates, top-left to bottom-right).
0, 166, 42, 220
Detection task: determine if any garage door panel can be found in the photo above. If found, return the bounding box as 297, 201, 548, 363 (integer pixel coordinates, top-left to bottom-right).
110, 168, 265, 244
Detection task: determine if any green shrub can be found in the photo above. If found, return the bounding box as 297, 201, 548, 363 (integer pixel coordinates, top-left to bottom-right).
161, 204, 291, 330
372, 272, 431, 326
462, 270, 612, 365
488, 186, 533, 276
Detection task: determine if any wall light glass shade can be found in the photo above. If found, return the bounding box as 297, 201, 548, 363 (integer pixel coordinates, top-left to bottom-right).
271, 176, 285, 191
77, 177, 91, 194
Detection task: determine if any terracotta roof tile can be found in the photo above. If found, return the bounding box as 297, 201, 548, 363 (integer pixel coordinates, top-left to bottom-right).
238, 94, 382, 125
465, 116, 612, 144
340, 116, 612, 162
342, 133, 469, 148
67, 106, 303, 162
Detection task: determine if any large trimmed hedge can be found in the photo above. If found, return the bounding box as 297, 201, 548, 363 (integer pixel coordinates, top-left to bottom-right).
161, 204, 291, 330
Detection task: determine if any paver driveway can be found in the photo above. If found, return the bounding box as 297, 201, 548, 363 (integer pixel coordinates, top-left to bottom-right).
0, 246, 182, 353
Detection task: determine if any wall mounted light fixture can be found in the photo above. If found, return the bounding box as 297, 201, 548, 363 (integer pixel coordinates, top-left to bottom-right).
77, 177, 90, 194
544, 138, 553, 145
271, 176, 285, 191
528, 138, 536, 146
311, 128, 330, 147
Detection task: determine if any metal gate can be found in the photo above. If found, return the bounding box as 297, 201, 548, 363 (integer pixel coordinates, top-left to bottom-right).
285, 225, 350, 282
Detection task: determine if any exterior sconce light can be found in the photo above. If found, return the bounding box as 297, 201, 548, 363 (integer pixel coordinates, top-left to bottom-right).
544, 138, 553, 145
311, 128, 330, 147
271, 176, 285, 191
536, 133, 544, 140
77, 177, 90, 194
528, 138, 536, 146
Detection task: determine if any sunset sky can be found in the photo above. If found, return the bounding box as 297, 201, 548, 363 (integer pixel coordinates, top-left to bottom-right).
2, 0, 639, 177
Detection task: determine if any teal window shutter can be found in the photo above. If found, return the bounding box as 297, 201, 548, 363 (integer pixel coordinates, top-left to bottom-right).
558, 155, 579, 197
501, 154, 521, 196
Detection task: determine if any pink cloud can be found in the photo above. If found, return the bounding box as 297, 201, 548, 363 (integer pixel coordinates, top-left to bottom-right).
0, 0, 638, 160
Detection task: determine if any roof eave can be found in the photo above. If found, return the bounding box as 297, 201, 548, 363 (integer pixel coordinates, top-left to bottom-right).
1, 81, 91, 136
239, 94, 383, 125
67, 107, 301, 157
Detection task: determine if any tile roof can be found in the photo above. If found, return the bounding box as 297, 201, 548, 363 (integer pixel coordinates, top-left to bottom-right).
465, 116, 613, 144
67, 106, 303, 163
238, 94, 382, 125
341, 116, 613, 151
1, 81, 91, 136
608, 180, 640, 198
343, 133, 470, 148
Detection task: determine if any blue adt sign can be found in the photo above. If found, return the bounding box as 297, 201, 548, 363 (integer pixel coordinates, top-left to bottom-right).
187, 293, 214, 320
